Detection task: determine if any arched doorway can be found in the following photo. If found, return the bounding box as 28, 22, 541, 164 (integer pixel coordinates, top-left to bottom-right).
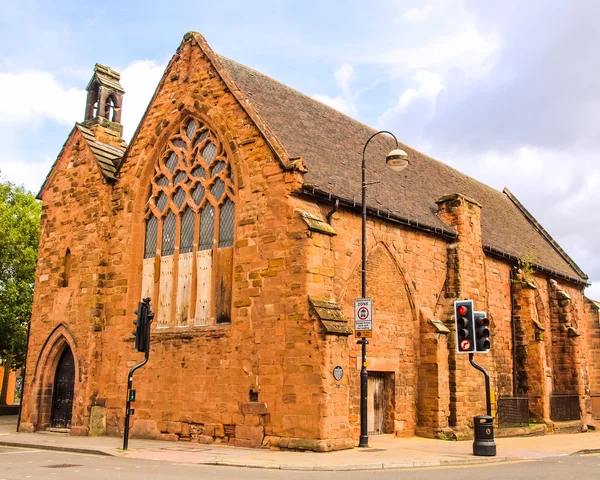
50, 347, 75, 428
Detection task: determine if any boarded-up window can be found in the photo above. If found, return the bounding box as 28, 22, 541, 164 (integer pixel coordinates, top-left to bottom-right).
142, 117, 236, 328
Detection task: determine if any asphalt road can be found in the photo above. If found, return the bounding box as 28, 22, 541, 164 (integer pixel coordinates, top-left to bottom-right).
1, 446, 599, 479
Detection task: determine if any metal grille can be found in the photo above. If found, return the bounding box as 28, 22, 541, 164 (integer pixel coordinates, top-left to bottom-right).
173, 171, 186, 185
43, 464, 82, 469
550, 395, 580, 422
192, 183, 205, 205
211, 160, 226, 176
219, 199, 235, 247
173, 138, 186, 148
156, 175, 169, 187
185, 119, 196, 140
144, 215, 158, 259
210, 178, 225, 201
173, 187, 186, 209
180, 208, 195, 253
191, 166, 206, 178
162, 211, 176, 256
229, 169, 235, 184
156, 192, 168, 212
202, 142, 217, 163
199, 205, 214, 250
193, 130, 208, 148
497, 396, 529, 427
165, 152, 178, 173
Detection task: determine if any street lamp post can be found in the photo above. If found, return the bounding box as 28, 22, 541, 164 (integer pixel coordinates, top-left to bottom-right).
358, 131, 409, 448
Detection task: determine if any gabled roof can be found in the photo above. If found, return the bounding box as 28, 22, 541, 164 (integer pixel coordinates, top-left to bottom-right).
120, 32, 587, 285
75, 124, 126, 180
214, 54, 587, 285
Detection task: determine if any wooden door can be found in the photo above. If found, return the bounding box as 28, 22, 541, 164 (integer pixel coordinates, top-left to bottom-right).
367, 373, 385, 435
50, 347, 75, 428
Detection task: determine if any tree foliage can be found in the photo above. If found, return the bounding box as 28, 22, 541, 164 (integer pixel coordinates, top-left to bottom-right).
0, 178, 41, 370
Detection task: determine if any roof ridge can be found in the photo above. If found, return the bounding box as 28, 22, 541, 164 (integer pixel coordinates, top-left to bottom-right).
503, 187, 588, 281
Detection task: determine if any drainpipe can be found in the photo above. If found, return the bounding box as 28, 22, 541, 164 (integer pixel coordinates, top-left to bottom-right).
509, 266, 518, 396
326, 199, 339, 225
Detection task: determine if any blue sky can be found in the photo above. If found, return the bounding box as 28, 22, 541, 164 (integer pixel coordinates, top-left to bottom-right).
1, 0, 598, 298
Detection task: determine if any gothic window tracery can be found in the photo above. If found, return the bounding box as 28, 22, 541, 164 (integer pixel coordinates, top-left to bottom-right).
141, 118, 235, 328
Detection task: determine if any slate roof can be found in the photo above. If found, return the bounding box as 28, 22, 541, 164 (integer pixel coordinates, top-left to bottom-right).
216, 55, 587, 285
75, 124, 126, 180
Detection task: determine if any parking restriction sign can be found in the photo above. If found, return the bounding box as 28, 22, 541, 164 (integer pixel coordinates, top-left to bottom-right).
354, 298, 372, 337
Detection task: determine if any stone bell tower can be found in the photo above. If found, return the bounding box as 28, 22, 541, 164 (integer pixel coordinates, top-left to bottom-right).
82, 63, 125, 145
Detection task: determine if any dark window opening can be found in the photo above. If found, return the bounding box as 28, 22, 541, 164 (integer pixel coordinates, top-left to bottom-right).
61, 249, 71, 287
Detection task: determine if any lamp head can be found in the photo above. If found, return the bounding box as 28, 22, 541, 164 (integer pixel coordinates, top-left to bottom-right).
385, 148, 409, 172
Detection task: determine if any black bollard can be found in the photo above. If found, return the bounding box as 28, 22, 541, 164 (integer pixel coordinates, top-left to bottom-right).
473, 415, 496, 456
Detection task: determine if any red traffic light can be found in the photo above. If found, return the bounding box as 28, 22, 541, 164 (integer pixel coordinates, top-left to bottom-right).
458, 305, 468, 316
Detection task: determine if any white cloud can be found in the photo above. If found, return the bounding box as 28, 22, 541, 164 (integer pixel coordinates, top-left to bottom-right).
398, 71, 444, 108
119, 60, 166, 141
312, 63, 357, 116
347, 1, 502, 82
0, 150, 53, 194
377, 71, 444, 142
334, 62, 355, 92
0, 71, 85, 126
401, 5, 433, 22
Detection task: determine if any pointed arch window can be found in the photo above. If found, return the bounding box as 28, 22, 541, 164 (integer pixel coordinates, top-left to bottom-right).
141, 118, 236, 328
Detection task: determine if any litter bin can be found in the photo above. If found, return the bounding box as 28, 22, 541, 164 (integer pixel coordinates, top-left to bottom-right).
473, 415, 496, 456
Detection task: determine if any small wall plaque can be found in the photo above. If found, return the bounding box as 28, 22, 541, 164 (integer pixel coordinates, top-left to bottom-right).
333, 366, 343, 381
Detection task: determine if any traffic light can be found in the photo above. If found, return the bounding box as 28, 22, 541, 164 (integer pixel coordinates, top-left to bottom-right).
474, 312, 490, 353
454, 299, 475, 353
132, 301, 148, 353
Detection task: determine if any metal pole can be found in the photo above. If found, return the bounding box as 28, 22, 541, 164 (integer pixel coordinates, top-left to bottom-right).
123, 348, 149, 450
469, 353, 491, 416
358, 131, 399, 448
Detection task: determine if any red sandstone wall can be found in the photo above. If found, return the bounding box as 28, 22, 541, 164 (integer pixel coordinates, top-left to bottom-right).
21, 129, 114, 434
91, 38, 326, 447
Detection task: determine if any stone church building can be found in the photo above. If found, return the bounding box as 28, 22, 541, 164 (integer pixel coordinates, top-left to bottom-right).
19, 32, 600, 450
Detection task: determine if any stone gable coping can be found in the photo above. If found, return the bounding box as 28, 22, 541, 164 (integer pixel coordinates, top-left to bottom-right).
308, 296, 352, 336
297, 210, 337, 236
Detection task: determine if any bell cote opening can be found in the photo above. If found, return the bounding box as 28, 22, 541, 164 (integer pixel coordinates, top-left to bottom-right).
83, 63, 125, 137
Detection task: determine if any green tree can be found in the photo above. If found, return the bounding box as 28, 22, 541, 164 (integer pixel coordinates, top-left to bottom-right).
0, 178, 41, 404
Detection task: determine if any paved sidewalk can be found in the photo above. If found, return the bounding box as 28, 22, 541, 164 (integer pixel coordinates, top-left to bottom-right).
1, 415, 599, 471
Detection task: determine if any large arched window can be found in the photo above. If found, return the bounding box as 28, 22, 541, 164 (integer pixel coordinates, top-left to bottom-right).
141, 118, 235, 327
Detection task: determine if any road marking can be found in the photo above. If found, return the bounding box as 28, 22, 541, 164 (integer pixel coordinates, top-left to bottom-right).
411, 459, 534, 471
0, 450, 41, 455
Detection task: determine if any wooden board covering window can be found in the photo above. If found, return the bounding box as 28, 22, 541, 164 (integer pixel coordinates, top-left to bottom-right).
214, 247, 233, 324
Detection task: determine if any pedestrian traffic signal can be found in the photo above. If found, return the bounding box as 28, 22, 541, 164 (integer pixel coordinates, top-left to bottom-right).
132, 301, 148, 353
474, 312, 490, 353
455, 299, 475, 353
